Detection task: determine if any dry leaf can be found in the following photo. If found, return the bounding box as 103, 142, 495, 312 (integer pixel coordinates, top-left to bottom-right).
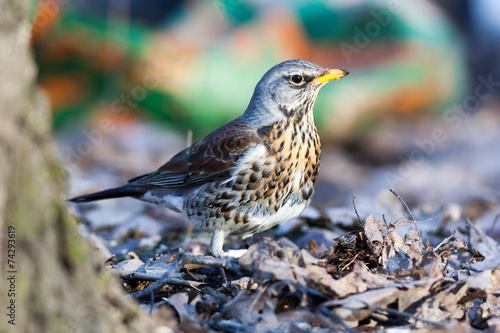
469, 224, 500, 271
363, 214, 384, 256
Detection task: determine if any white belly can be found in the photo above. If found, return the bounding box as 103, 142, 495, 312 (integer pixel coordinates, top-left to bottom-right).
246, 196, 310, 235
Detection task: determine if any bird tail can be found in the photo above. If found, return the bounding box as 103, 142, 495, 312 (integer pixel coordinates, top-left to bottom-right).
69, 186, 144, 203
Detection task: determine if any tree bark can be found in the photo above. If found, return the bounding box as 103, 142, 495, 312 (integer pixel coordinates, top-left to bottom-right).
0, 1, 152, 332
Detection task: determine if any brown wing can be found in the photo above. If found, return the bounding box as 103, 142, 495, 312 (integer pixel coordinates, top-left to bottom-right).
129, 119, 260, 188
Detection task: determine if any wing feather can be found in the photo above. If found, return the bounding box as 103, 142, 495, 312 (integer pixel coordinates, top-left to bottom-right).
129, 119, 260, 188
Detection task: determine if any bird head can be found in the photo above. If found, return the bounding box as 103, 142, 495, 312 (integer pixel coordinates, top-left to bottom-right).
243, 59, 349, 125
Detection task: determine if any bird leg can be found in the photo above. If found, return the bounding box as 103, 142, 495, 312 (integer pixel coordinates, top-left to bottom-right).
210, 230, 229, 285
210, 230, 226, 258
210, 230, 248, 284
211, 230, 248, 259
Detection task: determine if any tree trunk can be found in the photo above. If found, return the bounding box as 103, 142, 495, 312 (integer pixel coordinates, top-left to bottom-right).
0, 1, 152, 332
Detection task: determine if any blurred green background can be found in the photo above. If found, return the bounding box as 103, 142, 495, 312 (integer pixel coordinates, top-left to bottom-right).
36, 0, 500, 239
31, 0, 499, 145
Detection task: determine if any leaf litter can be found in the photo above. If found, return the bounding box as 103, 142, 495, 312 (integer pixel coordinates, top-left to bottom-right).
75, 195, 500, 332
65, 111, 500, 332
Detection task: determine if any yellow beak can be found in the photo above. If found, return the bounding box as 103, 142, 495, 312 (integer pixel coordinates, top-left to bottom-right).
314, 69, 350, 83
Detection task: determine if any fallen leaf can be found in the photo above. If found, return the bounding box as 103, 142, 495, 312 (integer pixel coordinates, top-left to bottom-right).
468, 224, 500, 271
363, 214, 384, 256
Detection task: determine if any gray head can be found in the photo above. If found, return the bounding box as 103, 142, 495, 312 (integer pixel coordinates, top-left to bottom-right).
242, 59, 349, 125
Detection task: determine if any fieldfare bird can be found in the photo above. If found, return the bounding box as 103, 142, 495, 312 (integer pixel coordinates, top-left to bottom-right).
70, 59, 349, 257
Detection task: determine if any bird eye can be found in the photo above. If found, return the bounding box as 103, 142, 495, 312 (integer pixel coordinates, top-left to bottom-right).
290, 74, 304, 85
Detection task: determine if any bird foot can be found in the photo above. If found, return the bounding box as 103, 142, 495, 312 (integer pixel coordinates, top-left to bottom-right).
220, 248, 248, 259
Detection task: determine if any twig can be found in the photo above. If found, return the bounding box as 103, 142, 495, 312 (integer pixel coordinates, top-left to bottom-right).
414, 212, 444, 224
114, 270, 159, 282
180, 253, 241, 272
382, 214, 405, 234
389, 189, 423, 244
130, 251, 240, 299
352, 196, 362, 224
318, 305, 361, 333
434, 231, 455, 252
389, 189, 417, 223
390, 213, 444, 231
465, 218, 473, 250
442, 255, 451, 275
364, 302, 452, 329
115, 269, 204, 288
180, 267, 201, 281
208, 319, 254, 332
340, 252, 361, 272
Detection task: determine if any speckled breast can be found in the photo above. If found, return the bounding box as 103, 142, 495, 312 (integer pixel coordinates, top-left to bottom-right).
185, 113, 321, 235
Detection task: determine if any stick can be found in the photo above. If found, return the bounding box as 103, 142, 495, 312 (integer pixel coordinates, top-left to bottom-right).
389, 189, 417, 223
433, 231, 455, 251
130, 251, 240, 299
390, 189, 423, 244
352, 196, 362, 224
365, 303, 452, 329
114, 269, 203, 288
340, 252, 361, 272
318, 305, 361, 333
